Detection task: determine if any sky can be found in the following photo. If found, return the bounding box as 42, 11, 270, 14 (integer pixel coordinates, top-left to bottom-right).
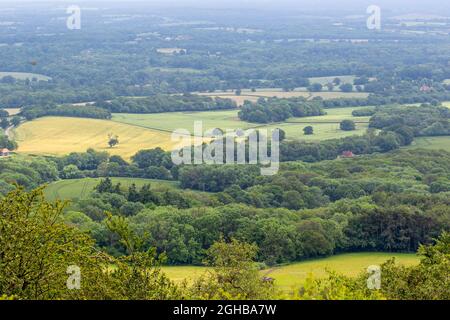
0, 0, 449, 15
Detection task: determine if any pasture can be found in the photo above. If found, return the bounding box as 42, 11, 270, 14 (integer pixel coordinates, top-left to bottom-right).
0, 71, 51, 81
44, 177, 179, 201
161, 252, 419, 293
406, 136, 450, 152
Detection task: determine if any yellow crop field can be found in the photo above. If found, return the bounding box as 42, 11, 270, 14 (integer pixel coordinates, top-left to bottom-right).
11, 117, 194, 159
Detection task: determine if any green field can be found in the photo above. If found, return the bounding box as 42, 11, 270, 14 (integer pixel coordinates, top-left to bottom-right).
161, 252, 419, 292
44, 177, 179, 201
0, 71, 51, 81
406, 136, 450, 152
113, 106, 370, 142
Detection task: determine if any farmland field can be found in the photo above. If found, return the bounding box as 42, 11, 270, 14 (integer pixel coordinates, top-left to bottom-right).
11, 117, 195, 159
161, 252, 419, 293
406, 136, 450, 152
0, 71, 51, 81
44, 177, 179, 201
113, 106, 370, 142
2, 108, 21, 116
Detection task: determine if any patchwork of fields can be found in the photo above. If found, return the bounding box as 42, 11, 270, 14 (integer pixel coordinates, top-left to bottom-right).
12, 108, 370, 158
161, 252, 419, 293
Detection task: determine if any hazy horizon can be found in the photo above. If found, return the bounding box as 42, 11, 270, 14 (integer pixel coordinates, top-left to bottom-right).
0, 0, 449, 15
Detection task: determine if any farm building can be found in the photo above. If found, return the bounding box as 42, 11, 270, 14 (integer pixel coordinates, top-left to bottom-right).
341, 151, 355, 158
420, 85, 432, 93
0, 148, 10, 157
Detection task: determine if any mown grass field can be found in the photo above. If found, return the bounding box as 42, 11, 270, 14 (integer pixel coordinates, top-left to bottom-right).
406, 136, 450, 152
161, 253, 419, 293
44, 177, 179, 201
11, 117, 197, 159
0, 71, 51, 81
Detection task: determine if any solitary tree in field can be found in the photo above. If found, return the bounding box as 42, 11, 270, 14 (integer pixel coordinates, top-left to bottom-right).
304, 126, 314, 135
340, 120, 356, 131
108, 133, 119, 148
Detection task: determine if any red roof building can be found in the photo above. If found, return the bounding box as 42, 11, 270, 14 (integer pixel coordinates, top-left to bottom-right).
420, 85, 432, 93
341, 151, 354, 158
0, 148, 10, 157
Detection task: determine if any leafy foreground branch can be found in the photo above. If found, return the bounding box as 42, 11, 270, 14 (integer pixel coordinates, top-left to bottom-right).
0, 188, 448, 300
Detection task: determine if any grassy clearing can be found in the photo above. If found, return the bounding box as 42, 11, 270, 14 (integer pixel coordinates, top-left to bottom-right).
0, 71, 51, 81
112, 107, 370, 142
406, 136, 450, 152
44, 177, 179, 201
11, 117, 196, 159
161, 253, 419, 292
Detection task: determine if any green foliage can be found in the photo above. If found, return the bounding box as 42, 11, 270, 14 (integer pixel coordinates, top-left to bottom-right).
95, 94, 237, 113
0, 188, 181, 300
238, 97, 325, 123
379, 232, 450, 300
295, 272, 384, 300
189, 239, 276, 300
295, 232, 450, 300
